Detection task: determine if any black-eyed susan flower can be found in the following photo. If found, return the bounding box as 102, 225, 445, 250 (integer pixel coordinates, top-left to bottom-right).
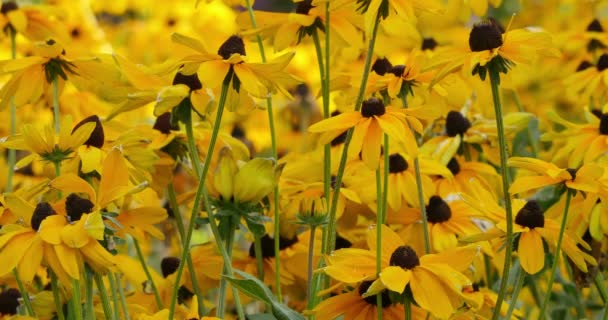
0, 1, 67, 40
435, 156, 499, 198
323, 224, 478, 319
309, 97, 417, 169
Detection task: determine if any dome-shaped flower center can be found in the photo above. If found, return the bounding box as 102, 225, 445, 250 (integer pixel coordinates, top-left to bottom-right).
358, 280, 392, 307
588, 19, 604, 32
468, 20, 504, 52
514, 200, 544, 229
153, 112, 178, 134
172, 71, 203, 91
73, 115, 104, 148
597, 54, 608, 71
422, 37, 438, 51
577, 60, 593, 72
372, 57, 393, 76
599, 113, 608, 135
388, 154, 408, 173
389, 65, 405, 77
295, 0, 314, 14
248, 234, 298, 258
218, 35, 246, 60
389, 245, 420, 269
161, 257, 180, 278
426, 196, 452, 223
360, 98, 386, 118
445, 111, 471, 137
0, 288, 20, 316
0, 2, 17, 15
447, 157, 461, 175
335, 234, 352, 250
31, 202, 56, 231
65, 193, 94, 222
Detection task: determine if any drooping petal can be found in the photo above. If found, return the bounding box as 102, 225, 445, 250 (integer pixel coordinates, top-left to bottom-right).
380, 266, 411, 293
518, 231, 545, 274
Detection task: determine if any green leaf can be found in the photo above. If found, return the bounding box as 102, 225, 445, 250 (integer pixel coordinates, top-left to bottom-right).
224, 269, 274, 305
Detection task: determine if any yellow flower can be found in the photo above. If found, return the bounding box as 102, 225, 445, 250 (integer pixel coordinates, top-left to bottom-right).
309, 97, 421, 169
508, 157, 602, 195
0, 2, 67, 41
323, 224, 479, 319
355, 0, 444, 36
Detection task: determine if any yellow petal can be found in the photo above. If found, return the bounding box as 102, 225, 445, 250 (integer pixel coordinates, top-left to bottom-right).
85, 211, 105, 240
50, 174, 97, 205
4, 194, 35, 227
0, 232, 35, 277
380, 266, 411, 293
154, 84, 189, 116
39, 215, 68, 245
60, 218, 91, 248
78, 146, 103, 174
518, 231, 544, 274
99, 148, 129, 207
410, 268, 454, 319
81, 241, 115, 273
235, 65, 268, 98
308, 112, 361, 132
55, 245, 81, 280
18, 235, 43, 282
213, 148, 237, 201
234, 157, 276, 203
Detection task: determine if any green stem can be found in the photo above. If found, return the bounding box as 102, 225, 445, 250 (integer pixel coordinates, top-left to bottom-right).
527, 275, 542, 308
488, 67, 515, 320
167, 184, 206, 316
93, 273, 115, 320
115, 274, 130, 320
484, 254, 494, 286
254, 235, 266, 281
505, 265, 525, 320
375, 166, 383, 320
404, 296, 412, 320
242, 0, 282, 301
401, 94, 431, 254
217, 221, 237, 317
6, 27, 16, 192
169, 69, 244, 320
50, 271, 66, 320
71, 279, 83, 320
84, 268, 95, 320
132, 237, 163, 310
538, 189, 573, 319
307, 226, 317, 308
595, 272, 608, 304
13, 269, 35, 317
107, 272, 120, 320
52, 77, 60, 135
324, 11, 382, 254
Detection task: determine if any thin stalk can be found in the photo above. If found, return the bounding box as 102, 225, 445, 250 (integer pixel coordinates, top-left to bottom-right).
401, 94, 431, 254
488, 67, 515, 320
505, 265, 525, 320
107, 272, 120, 320
84, 268, 95, 320
484, 254, 494, 286
527, 275, 542, 308
307, 226, 317, 307
6, 27, 17, 192
538, 189, 573, 319
167, 185, 206, 316
324, 11, 382, 254
50, 271, 66, 320
595, 272, 608, 304
217, 221, 237, 317
243, 0, 282, 300
71, 279, 83, 320
132, 237, 163, 309
169, 69, 245, 319
13, 269, 35, 317
94, 273, 115, 320
254, 235, 266, 281
323, 2, 331, 204
115, 274, 130, 320
52, 78, 60, 135
375, 167, 383, 320
404, 296, 412, 320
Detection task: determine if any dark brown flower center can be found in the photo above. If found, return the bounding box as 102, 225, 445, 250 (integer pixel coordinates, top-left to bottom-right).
65, 193, 94, 222
218, 35, 246, 60
372, 57, 393, 76
330, 175, 345, 189
248, 234, 298, 258
161, 257, 180, 278
447, 157, 461, 175
388, 154, 408, 173
469, 20, 504, 52
0, 2, 17, 15
358, 280, 392, 307
577, 60, 593, 72
515, 200, 544, 229
330, 130, 348, 146
587, 19, 603, 32
172, 71, 203, 91
361, 98, 385, 118
153, 112, 178, 134
426, 196, 452, 223
422, 37, 438, 51
389, 65, 405, 77
72, 115, 104, 148
445, 111, 471, 137
597, 54, 608, 72
31, 202, 56, 231
600, 113, 608, 135
389, 245, 420, 269
295, 0, 314, 14
335, 234, 352, 250
0, 288, 20, 315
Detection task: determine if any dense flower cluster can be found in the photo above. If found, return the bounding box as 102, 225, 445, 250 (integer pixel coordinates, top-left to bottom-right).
0, 0, 607, 319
